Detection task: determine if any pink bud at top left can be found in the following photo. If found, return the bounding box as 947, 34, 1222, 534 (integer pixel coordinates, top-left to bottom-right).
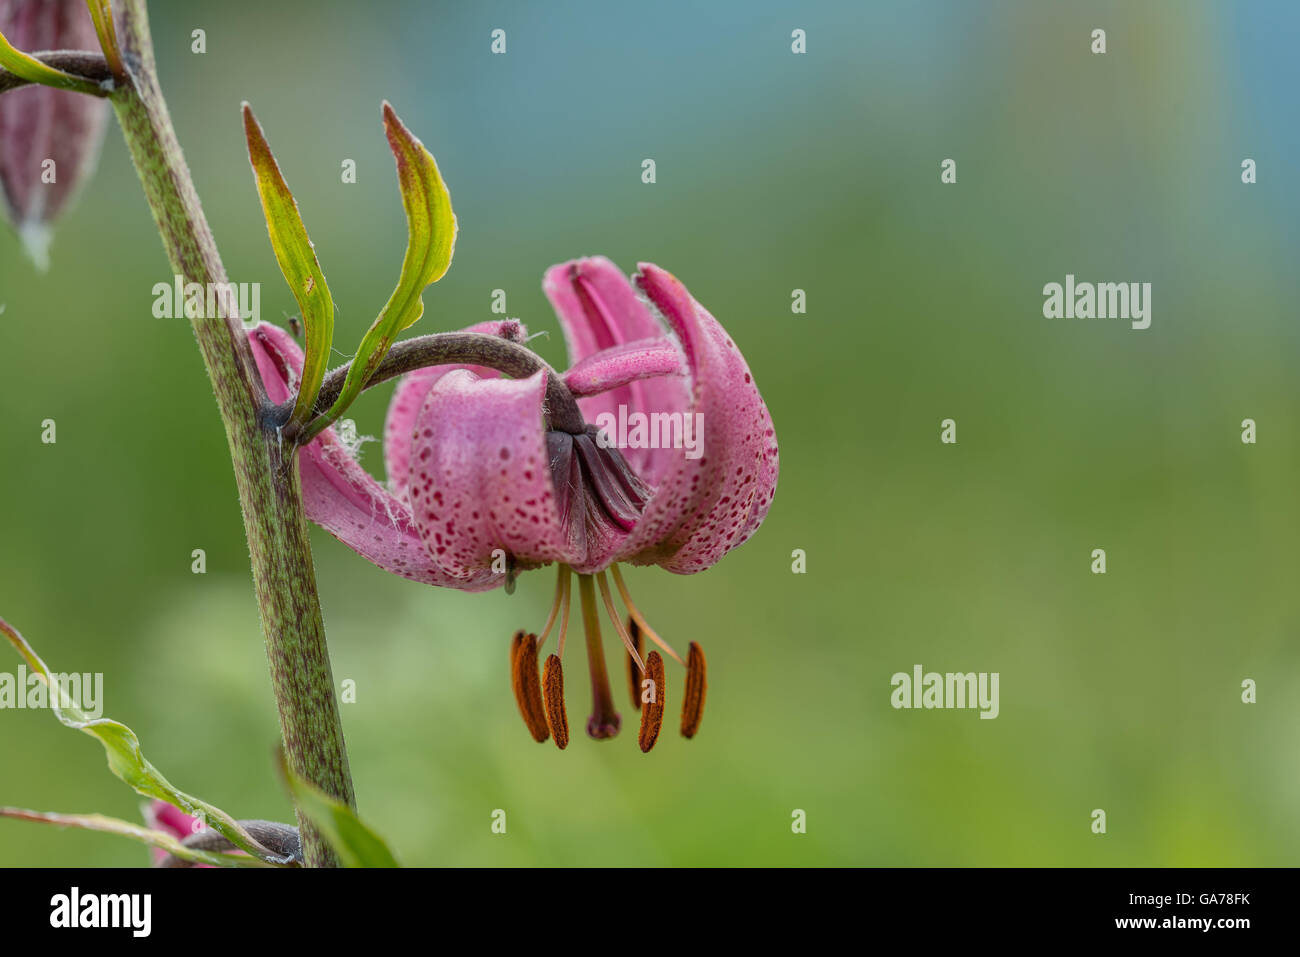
0, 0, 108, 268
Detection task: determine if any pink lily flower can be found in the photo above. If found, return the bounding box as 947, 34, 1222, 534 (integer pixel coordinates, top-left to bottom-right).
248, 258, 778, 752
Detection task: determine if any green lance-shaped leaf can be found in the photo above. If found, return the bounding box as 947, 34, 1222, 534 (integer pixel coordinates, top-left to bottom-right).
0, 807, 271, 868
242, 103, 334, 432
277, 750, 400, 868
0, 28, 104, 95
83, 0, 125, 78
313, 101, 456, 438
0, 616, 291, 866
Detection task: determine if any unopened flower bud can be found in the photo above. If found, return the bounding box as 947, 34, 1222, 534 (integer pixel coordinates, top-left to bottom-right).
0, 0, 108, 268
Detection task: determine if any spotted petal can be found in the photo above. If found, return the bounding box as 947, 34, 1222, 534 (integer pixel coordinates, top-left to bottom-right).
616, 264, 779, 573
383, 319, 525, 501
247, 323, 498, 590
543, 257, 690, 484
407, 368, 578, 583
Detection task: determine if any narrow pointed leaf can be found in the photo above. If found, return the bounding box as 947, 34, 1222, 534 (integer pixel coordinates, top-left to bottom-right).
277, 750, 399, 868
0, 616, 290, 865
318, 101, 455, 433
242, 103, 334, 431
0, 807, 271, 868
0, 29, 103, 95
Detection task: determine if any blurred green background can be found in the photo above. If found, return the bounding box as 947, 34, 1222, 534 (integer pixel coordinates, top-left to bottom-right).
2, 0, 1297, 866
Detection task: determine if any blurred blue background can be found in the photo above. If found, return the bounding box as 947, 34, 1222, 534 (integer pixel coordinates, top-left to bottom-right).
2, 0, 1298, 865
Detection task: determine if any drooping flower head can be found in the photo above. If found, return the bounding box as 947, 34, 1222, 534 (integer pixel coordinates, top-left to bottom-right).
249, 258, 777, 751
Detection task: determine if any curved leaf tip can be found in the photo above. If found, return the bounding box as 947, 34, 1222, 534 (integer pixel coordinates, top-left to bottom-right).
311, 102, 457, 436
242, 103, 335, 432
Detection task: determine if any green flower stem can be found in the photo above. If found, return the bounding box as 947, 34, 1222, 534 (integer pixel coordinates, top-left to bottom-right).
109, 0, 353, 867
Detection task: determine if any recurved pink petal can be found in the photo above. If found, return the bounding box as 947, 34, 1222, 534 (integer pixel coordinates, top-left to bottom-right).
383, 319, 525, 501
543, 257, 690, 484
562, 337, 683, 398
146, 800, 198, 840
248, 323, 497, 590
616, 264, 778, 574
407, 369, 574, 583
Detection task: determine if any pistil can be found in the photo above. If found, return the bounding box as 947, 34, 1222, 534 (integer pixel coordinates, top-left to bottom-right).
577, 574, 621, 739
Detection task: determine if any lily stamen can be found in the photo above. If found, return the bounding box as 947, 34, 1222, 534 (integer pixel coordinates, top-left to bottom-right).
510, 632, 549, 744
638, 652, 666, 753
555, 569, 572, 659
610, 565, 684, 666
596, 570, 645, 673
542, 654, 569, 750
537, 565, 571, 653
626, 619, 644, 711
681, 642, 707, 739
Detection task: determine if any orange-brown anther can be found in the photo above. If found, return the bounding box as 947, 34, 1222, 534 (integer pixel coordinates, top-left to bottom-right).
638, 651, 666, 753
626, 618, 644, 711
510, 631, 549, 743
542, 654, 570, 750
680, 641, 707, 739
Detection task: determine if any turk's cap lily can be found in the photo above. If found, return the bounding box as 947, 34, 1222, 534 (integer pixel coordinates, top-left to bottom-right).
248, 258, 777, 583
250, 317, 530, 591
248, 258, 777, 751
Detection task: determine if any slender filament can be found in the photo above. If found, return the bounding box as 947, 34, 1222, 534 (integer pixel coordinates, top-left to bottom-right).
597, 570, 645, 673
537, 565, 572, 650
556, 568, 572, 659
610, 565, 684, 666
